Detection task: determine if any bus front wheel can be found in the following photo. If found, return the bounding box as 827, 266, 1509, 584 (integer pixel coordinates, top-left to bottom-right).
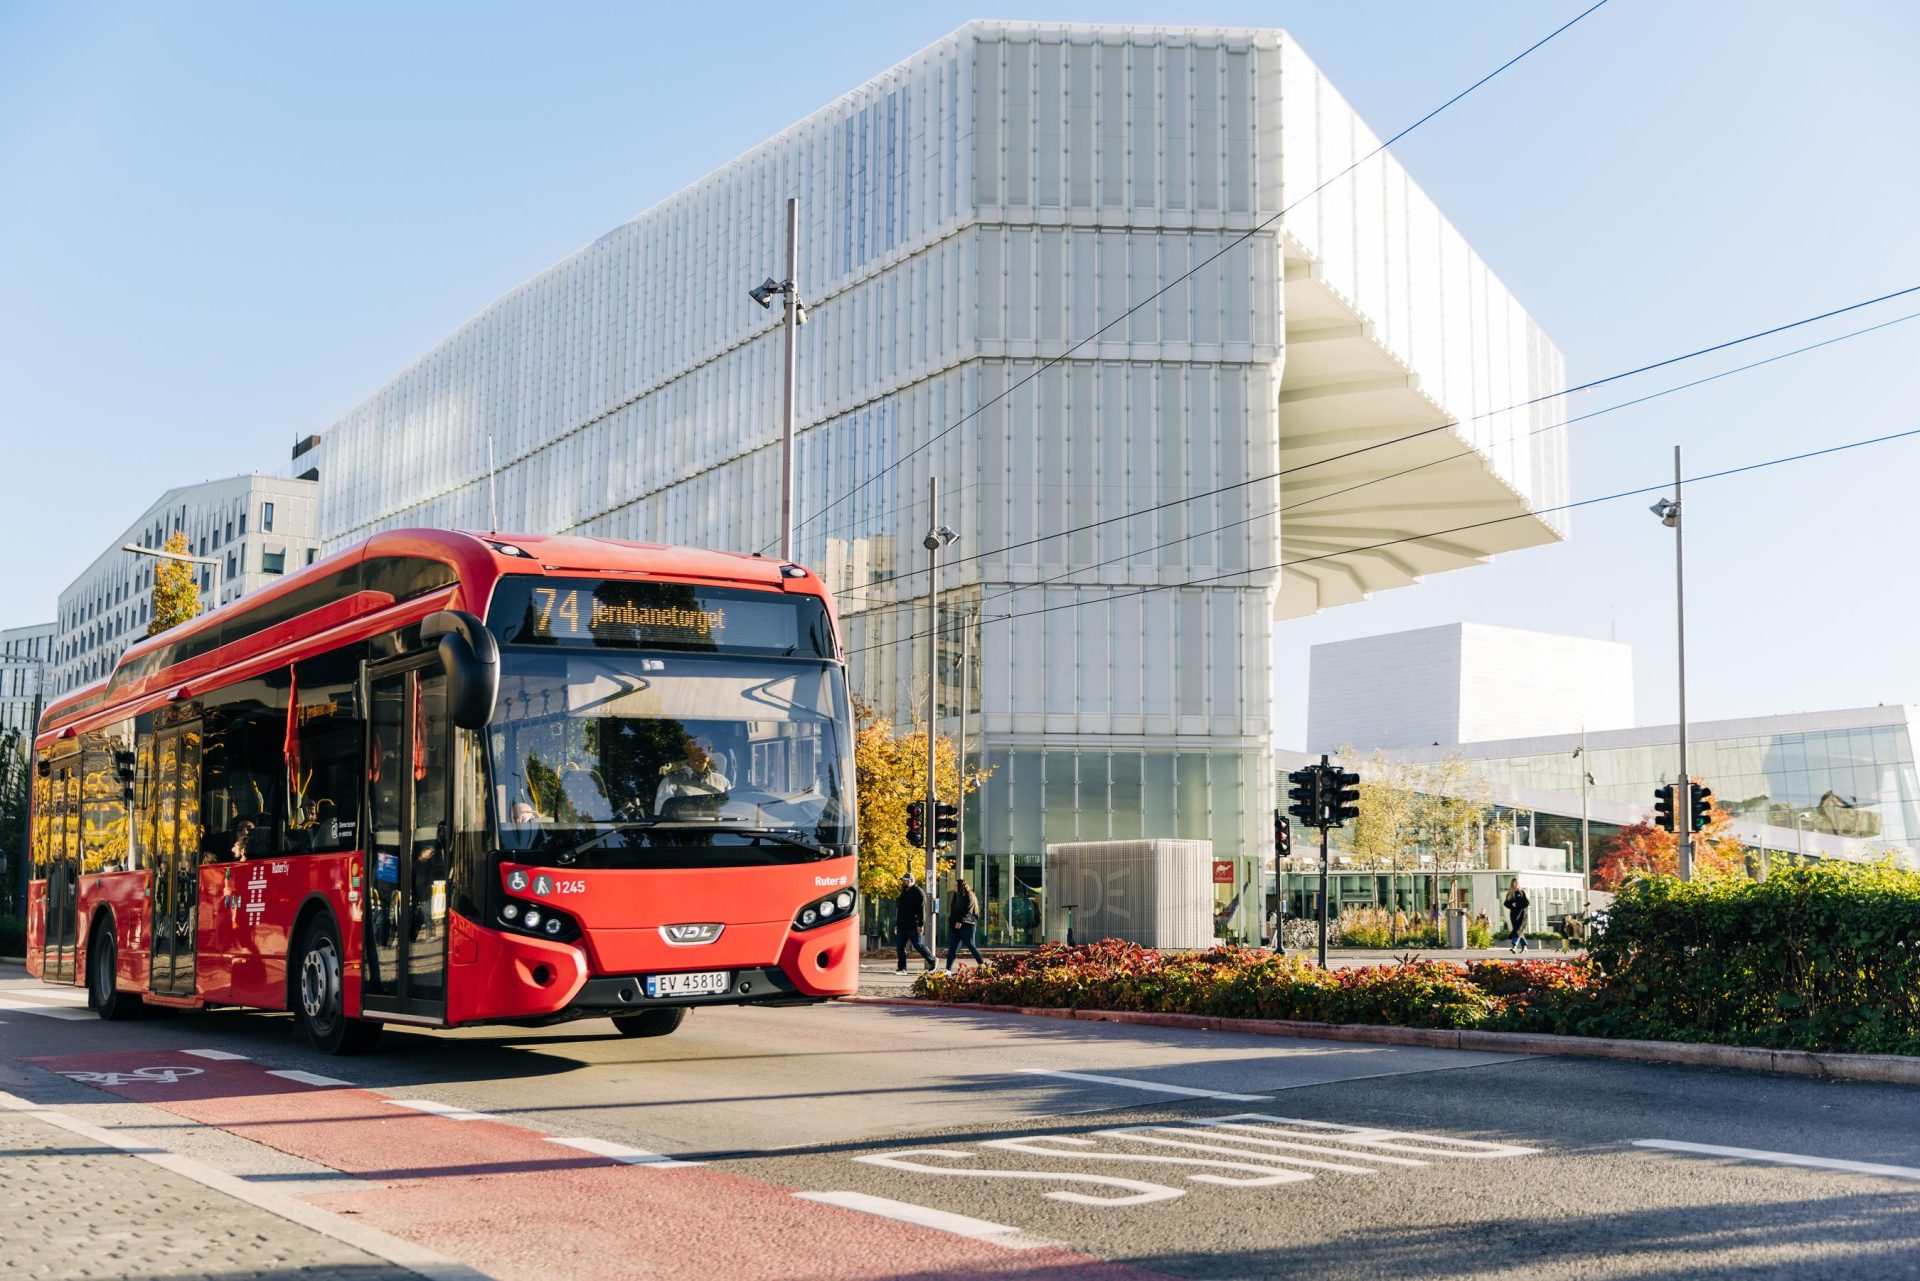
295, 917, 382, 1055
88, 926, 142, 1021
612, 1008, 687, 1038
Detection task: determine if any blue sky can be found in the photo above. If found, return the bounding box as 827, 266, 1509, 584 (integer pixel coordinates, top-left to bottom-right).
2, 2, 1917, 745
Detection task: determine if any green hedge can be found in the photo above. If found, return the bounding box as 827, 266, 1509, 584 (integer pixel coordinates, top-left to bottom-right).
1583, 863, 1920, 1054
0, 914, 23, 957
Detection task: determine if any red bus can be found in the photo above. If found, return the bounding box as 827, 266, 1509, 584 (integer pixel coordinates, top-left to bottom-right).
24, 530, 859, 1053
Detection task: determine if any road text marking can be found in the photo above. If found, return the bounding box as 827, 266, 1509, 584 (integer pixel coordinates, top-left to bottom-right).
796, 1191, 1047, 1249
546, 1136, 701, 1168
1634, 1139, 1920, 1181
1017, 1068, 1267, 1101
268, 1069, 352, 1087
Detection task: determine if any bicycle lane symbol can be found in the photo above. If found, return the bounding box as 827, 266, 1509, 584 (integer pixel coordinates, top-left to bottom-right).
59, 1066, 206, 1087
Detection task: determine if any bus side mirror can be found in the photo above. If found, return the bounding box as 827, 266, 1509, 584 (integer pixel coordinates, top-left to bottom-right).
422, 610, 499, 731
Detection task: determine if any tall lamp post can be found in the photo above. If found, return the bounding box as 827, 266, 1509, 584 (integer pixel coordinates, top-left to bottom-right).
1572, 732, 1594, 883
123, 542, 223, 610
748, 198, 807, 562
921, 478, 957, 952
1648, 445, 1691, 880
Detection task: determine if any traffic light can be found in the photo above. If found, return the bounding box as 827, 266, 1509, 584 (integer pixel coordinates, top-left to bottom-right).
905, 799, 926, 846
1652, 783, 1676, 833
1690, 785, 1713, 832
1286, 767, 1324, 826
1329, 770, 1361, 827
1273, 810, 1291, 859
933, 801, 959, 845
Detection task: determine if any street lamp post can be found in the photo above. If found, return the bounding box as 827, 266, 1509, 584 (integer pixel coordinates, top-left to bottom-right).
1648, 445, 1691, 880
123, 542, 223, 609
1572, 731, 1594, 883
748, 198, 807, 562
922, 478, 957, 955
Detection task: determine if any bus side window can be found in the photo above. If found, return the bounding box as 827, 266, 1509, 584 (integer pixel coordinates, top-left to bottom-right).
289, 650, 364, 853
200, 675, 286, 861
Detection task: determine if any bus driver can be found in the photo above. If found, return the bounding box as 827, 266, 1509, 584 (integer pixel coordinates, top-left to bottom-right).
655, 733, 729, 815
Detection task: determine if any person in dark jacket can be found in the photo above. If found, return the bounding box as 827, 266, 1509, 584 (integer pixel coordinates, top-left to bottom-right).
1503, 883, 1532, 954
944, 878, 985, 970
894, 873, 936, 974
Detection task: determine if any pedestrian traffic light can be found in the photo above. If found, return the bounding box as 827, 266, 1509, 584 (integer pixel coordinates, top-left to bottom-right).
1286, 767, 1323, 826
933, 801, 959, 845
1330, 770, 1361, 827
905, 799, 925, 846
1274, 810, 1291, 859
1690, 785, 1713, 832
1652, 783, 1676, 833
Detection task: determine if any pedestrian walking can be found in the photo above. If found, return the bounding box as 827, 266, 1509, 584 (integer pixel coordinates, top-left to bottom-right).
893, 873, 935, 974
944, 878, 985, 970
1503, 883, 1531, 954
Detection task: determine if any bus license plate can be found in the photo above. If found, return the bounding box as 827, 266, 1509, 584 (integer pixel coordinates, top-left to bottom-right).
645, 971, 730, 998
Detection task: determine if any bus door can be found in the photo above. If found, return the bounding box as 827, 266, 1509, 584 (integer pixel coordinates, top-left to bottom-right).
362, 661, 449, 1021
148, 725, 202, 998
41, 760, 79, 983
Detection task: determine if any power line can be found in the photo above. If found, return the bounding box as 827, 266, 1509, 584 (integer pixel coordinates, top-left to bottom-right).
841, 297, 1901, 634
766, 0, 1615, 555
845, 423, 1920, 659
830, 285, 1920, 612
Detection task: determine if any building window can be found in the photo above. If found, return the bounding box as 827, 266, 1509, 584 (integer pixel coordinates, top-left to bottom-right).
261, 501, 275, 532
261, 549, 286, 575
239, 513, 246, 535
226, 519, 234, 542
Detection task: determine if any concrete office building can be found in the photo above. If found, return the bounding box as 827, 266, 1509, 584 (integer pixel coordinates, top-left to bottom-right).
0, 622, 54, 740
51, 475, 319, 697
310, 22, 1571, 941
1308, 623, 1634, 752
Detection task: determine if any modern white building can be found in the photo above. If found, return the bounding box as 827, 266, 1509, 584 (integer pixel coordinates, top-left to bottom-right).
50, 475, 319, 696
0, 622, 54, 741
1308, 623, 1634, 752
311, 22, 1571, 940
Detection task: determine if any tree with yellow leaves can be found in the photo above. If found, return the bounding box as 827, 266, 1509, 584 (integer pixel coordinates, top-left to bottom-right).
852, 695, 991, 901
147, 530, 202, 637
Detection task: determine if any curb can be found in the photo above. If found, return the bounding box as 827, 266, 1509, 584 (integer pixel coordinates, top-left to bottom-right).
843, 996, 1920, 1087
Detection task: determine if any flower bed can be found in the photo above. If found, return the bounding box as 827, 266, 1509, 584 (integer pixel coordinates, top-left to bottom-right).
916, 939, 1596, 1034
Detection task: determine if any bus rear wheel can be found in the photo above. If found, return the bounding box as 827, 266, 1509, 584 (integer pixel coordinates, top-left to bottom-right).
612, 1008, 687, 1038
88, 926, 142, 1021
295, 916, 382, 1055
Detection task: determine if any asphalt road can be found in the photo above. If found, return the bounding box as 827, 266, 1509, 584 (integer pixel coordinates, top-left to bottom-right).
4, 963, 1918, 1280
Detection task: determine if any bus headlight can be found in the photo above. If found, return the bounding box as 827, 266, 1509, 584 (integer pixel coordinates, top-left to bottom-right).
793, 888, 857, 932
497, 897, 578, 942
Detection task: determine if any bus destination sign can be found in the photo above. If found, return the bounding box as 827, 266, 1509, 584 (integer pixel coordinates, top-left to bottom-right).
489, 578, 832, 657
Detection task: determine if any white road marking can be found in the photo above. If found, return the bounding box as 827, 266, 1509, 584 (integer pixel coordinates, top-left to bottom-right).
268, 1069, 352, 1088
182, 1049, 249, 1061
0, 998, 94, 1021
1634, 1139, 1920, 1181
1017, 1068, 1267, 1101
1198, 1115, 1541, 1159
855, 1148, 1183, 1206
546, 1136, 701, 1168
3, 986, 89, 1005
0, 1087, 487, 1281
795, 1191, 1049, 1249
985, 1133, 1313, 1186
1096, 1127, 1386, 1175
386, 1099, 495, 1122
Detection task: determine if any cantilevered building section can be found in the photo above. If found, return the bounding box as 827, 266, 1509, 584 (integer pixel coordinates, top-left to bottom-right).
312, 22, 1568, 933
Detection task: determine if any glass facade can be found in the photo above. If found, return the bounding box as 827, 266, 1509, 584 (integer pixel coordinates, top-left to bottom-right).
1437, 719, 1920, 849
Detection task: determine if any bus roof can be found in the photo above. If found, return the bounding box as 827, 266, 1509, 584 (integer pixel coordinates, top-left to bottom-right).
38, 529, 832, 737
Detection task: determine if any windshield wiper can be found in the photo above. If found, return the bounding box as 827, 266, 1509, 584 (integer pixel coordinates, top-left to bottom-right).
635, 821, 838, 859
542, 819, 838, 862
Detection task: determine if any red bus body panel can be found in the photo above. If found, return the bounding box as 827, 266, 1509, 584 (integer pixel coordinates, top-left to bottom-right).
26, 529, 855, 1033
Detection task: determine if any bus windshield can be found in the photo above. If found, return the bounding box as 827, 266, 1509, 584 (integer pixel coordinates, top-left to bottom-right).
482, 649, 853, 867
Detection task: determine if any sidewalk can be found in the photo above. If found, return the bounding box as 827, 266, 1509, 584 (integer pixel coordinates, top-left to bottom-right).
0, 1102, 416, 1281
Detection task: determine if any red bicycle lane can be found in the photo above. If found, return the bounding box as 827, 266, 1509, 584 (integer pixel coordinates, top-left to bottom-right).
24, 1047, 1164, 1281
